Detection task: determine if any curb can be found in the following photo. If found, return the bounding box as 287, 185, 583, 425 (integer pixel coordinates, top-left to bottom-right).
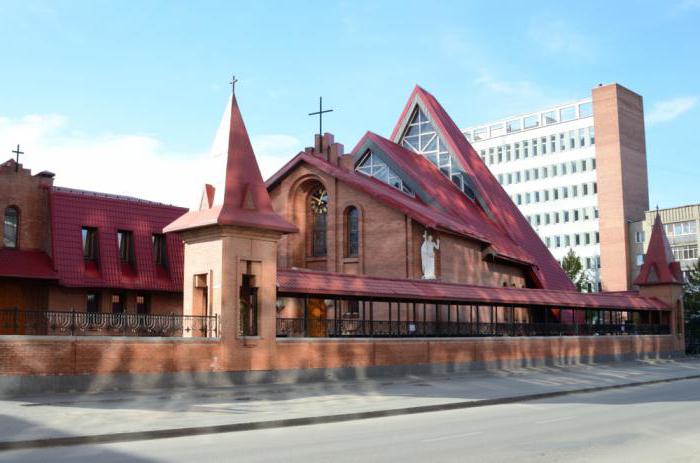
2, 372, 699, 451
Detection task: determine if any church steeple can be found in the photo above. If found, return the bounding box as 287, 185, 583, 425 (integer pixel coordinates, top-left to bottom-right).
216, 88, 297, 233
634, 213, 683, 286
165, 84, 297, 234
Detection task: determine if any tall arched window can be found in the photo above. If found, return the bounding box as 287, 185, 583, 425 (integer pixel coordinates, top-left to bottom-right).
309, 187, 328, 257
345, 206, 359, 257
3, 207, 19, 249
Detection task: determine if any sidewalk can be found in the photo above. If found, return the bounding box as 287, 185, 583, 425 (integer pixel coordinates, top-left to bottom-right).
1, 358, 700, 449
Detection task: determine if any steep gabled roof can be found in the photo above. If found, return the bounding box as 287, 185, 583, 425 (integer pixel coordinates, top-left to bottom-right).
634, 213, 683, 286
165, 91, 297, 234
389, 85, 575, 291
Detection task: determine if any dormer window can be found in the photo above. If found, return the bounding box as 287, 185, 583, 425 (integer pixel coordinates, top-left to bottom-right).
3, 206, 19, 249
117, 230, 134, 264
152, 233, 167, 267
82, 227, 98, 261
356, 151, 414, 196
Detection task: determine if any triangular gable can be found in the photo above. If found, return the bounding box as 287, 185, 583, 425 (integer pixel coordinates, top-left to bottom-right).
390, 86, 575, 291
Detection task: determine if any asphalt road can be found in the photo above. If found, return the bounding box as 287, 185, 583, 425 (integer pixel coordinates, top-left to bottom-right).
3, 377, 700, 463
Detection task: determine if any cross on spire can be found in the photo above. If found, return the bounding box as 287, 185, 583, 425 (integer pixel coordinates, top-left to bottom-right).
229, 75, 238, 94
308, 97, 333, 151
11, 144, 23, 173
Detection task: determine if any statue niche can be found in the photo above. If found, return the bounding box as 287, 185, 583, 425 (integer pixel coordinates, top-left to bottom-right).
420, 230, 440, 280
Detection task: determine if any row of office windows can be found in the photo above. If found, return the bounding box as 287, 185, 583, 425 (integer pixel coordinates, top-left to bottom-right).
544, 232, 601, 250
81, 227, 168, 268
672, 244, 698, 261
478, 127, 595, 166
527, 206, 599, 227
497, 158, 596, 186
665, 220, 697, 237
512, 182, 598, 206
466, 102, 593, 142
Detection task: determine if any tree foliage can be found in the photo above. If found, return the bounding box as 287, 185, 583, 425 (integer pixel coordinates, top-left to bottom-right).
561, 248, 591, 292
684, 258, 700, 319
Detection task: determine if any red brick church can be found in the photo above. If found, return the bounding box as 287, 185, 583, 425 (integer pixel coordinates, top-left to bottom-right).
0, 83, 686, 388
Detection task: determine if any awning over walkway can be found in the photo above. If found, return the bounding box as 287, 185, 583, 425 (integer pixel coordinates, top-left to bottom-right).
277, 269, 669, 311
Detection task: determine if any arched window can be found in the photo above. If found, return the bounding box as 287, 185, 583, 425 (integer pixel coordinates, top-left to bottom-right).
345, 206, 359, 257
309, 187, 328, 257
3, 207, 19, 249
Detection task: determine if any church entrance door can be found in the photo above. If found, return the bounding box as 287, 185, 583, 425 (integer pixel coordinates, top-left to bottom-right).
307, 298, 327, 337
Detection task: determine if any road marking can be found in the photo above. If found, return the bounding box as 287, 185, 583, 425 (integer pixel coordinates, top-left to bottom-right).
534, 416, 575, 425
422, 431, 483, 442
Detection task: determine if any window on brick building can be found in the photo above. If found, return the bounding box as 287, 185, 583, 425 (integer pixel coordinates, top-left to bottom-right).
345, 206, 359, 258
136, 294, 150, 314
82, 227, 98, 261
86, 293, 100, 313
111, 293, 125, 313
117, 230, 134, 264
152, 233, 167, 267
309, 187, 328, 257
3, 206, 19, 249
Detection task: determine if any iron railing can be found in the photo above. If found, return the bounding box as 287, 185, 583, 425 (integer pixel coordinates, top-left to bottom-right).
276, 318, 670, 338
0, 309, 218, 338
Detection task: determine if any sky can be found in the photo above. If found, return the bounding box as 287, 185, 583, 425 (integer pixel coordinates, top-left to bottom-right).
1, 0, 698, 209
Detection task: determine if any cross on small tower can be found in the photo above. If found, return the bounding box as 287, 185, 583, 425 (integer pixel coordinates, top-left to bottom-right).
11, 144, 23, 173
229, 75, 238, 94
308, 97, 333, 151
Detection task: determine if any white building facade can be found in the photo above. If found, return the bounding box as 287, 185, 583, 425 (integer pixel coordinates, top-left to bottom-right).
463, 99, 602, 291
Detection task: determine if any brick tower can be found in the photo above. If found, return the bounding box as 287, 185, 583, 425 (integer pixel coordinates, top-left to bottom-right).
165, 85, 297, 366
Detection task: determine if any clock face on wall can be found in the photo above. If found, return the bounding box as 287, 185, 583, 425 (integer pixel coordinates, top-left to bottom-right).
310, 188, 328, 215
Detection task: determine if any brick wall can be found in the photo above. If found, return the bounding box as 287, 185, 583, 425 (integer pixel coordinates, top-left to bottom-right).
0, 334, 682, 379
269, 156, 529, 285
0, 161, 53, 253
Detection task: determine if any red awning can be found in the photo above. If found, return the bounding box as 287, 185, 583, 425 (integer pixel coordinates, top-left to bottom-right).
277, 269, 669, 311
0, 249, 58, 280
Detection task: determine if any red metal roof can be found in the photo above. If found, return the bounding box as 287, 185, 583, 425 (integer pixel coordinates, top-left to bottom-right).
0, 249, 58, 280
390, 86, 575, 291
165, 92, 298, 235
277, 269, 670, 311
634, 213, 683, 286
50, 187, 186, 291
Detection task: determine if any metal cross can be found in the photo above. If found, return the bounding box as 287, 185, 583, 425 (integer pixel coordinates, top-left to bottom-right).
308, 97, 333, 150
11, 144, 23, 173
229, 75, 238, 94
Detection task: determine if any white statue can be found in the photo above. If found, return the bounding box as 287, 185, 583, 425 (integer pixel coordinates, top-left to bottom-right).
420, 231, 440, 279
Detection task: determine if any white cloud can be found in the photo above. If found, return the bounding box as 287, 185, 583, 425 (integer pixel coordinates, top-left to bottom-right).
527, 18, 596, 61
646, 96, 698, 125
0, 111, 301, 210
474, 72, 538, 96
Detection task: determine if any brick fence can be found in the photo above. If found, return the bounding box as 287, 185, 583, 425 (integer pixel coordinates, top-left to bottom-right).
0, 334, 683, 395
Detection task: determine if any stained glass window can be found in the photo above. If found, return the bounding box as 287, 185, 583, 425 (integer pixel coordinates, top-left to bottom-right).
345, 206, 359, 257
310, 187, 328, 257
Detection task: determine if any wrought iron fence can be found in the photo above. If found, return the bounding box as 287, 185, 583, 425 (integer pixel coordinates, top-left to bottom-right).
0, 309, 218, 338
276, 318, 670, 338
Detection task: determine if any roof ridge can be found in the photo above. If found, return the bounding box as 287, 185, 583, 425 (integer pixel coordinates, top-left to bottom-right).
51, 186, 185, 209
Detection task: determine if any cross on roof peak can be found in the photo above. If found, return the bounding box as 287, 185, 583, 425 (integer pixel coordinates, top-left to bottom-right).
229, 75, 239, 94
11, 144, 23, 173
308, 97, 333, 150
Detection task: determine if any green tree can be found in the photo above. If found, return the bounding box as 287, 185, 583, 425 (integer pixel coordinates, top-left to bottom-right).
684, 258, 700, 319
561, 248, 591, 292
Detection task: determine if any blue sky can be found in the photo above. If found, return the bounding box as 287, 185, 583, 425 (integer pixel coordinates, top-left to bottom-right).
1, 0, 698, 208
